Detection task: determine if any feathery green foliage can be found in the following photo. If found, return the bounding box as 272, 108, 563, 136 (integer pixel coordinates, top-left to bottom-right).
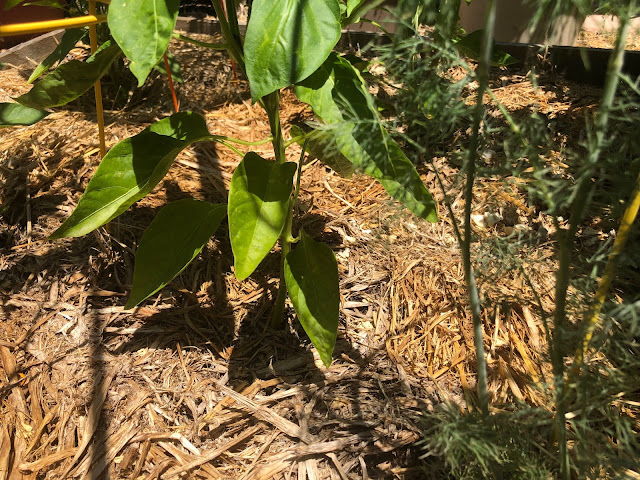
385, 0, 640, 477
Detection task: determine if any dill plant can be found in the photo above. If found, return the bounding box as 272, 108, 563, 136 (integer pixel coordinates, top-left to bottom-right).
384, 0, 640, 477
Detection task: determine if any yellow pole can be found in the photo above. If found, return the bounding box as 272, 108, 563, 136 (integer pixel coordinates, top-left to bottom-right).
88, 0, 107, 158
0, 15, 107, 37
573, 171, 640, 371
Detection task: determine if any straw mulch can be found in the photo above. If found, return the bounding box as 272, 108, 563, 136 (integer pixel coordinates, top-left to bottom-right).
0, 33, 634, 479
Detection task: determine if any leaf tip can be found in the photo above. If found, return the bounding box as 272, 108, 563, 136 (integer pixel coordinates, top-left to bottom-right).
233, 267, 250, 282
319, 350, 333, 368
48, 227, 65, 240
123, 297, 139, 310
426, 209, 439, 223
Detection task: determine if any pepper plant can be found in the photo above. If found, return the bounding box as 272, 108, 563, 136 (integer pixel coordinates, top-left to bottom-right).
1, 0, 438, 366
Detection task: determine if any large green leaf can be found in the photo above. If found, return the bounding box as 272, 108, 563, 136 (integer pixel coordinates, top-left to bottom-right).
108, 0, 181, 86
50, 112, 212, 239
285, 230, 339, 367
290, 125, 354, 178
0, 103, 49, 127
244, 0, 341, 101
28, 28, 86, 84
228, 152, 297, 281
295, 53, 438, 221
125, 199, 226, 309
15, 41, 121, 109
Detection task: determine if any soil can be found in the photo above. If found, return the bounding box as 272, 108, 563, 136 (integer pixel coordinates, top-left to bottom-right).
0, 29, 639, 479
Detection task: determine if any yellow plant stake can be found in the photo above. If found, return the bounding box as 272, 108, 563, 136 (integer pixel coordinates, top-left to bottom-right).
88, 0, 106, 158
573, 171, 640, 372
0, 15, 107, 37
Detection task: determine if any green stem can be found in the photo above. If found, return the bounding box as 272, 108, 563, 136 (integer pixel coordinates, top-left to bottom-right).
263, 92, 286, 164
225, 0, 242, 45
216, 140, 244, 156
284, 135, 307, 148
261, 90, 290, 327
210, 0, 245, 72
551, 11, 630, 480
172, 33, 227, 49
462, 0, 494, 417
211, 135, 273, 146
270, 145, 307, 327
292, 140, 308, 207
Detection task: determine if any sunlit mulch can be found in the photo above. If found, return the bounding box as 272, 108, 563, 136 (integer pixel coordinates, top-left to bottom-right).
1, 32, 637, 479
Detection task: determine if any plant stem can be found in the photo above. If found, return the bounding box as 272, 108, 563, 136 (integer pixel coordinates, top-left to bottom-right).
225, 0, 242, 45
462, 0, 495, 417
270, 144, 307, 327
270, 212, 292, 327
292, 140, 308, 208
210, 135, 273, 146
210, 0, 245, 72
551, 9, 631, 480
261, 90, 290, 327
263, 92, 286, 164
172, 33, 227, 50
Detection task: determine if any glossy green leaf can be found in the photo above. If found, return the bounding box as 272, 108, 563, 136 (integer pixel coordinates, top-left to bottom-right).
108, 0, 181, 86
153, 50, 184, 84
228, 152, 297, 281
0, 103, 49, 127
50, 112, 212, 239
344, 0, 385, 25
28, 28, 86, 84
346, 0, 365, 17
125, 199, 226, 309
285, 230, 339, 367
290, 125, 354, 178
455, 30, 518, 67
244, 0, 341, 100
295, 53, 438, 221
15, 41, 121, 109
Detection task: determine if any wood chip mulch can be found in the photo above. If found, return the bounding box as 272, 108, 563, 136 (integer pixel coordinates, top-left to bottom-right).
1, 32, 638, 479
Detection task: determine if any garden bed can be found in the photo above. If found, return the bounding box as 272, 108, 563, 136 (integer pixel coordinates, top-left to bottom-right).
0, 29, 638, 479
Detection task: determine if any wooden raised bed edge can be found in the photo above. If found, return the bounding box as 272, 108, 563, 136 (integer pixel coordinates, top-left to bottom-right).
1, 16, 638, 87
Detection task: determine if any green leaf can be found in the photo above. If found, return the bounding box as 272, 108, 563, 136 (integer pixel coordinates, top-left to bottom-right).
455, 30, 519, 67
244, 0, 341, 101
125, 199, 226, 309
0, 103, 49, 127
290, 125, 354, 178
15, 41, 121, 109
344, 0, 385, 25
108, 0, 181, 86
295, 53, 438, 221
28, 28, 86, 84
50, 111, 212, 239
153, 50, 184, 84
285, 230, 339, 367
346, 0, 365, 17
228, 152, 297, 281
